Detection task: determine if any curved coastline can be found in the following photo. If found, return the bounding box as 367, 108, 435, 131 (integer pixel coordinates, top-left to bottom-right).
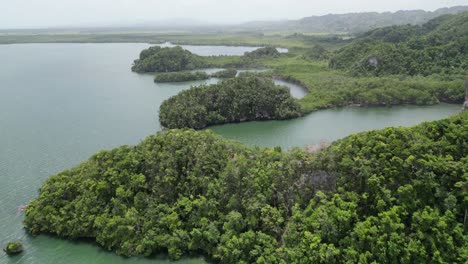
1, 32, 466, 262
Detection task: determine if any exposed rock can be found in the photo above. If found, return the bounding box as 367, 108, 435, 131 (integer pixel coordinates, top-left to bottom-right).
367, 56, 379, 67
305, 140, 330, 154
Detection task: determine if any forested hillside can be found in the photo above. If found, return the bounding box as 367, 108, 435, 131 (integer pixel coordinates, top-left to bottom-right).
329, 12, 468, 76
24, 111, 468, 263
268, 12, 468, 112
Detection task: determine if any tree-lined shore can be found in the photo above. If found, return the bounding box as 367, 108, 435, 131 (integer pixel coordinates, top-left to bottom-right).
20, 10, 468, 264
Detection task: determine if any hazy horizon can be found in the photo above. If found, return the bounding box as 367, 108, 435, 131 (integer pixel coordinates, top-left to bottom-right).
1, 0, 467, 29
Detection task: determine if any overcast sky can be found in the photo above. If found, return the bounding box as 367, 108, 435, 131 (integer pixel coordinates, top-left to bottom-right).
2, 0, 467, 29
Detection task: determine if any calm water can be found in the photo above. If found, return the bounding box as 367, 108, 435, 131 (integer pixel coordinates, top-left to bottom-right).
273, 79, 308, 98
210, 104, 461, 149
0, 43, 461, 263
158, 42, 288, 55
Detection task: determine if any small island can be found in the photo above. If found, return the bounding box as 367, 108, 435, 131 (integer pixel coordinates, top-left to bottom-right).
4, 241, 23, 256
131, 46, 283, 74
131, 46, 206, 73
131, 13, 467, 114
159, 76, 302, 129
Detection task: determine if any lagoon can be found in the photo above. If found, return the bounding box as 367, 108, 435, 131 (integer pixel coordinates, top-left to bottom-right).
0, 43, 461, 263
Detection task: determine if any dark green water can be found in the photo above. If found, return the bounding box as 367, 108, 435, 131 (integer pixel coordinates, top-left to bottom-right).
0, 43, 461, 263
209, 104, 461, 149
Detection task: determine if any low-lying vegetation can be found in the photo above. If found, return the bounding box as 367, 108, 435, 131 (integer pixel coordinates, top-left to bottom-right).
210, 68, 237, 78
154, 71, 209, 83
153, 69, 239, 83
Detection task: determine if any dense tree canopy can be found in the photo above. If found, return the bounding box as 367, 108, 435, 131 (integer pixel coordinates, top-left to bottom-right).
24, 111, 468, 263
329, 12, 468, 76
132, 46, 285, 74
159, 76, 302, 129
131, 46, 206, 73
268, 12, 467, 112
130, 15, 467, 113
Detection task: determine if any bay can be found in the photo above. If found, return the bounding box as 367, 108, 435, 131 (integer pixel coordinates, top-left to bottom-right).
0, 43, 461, 263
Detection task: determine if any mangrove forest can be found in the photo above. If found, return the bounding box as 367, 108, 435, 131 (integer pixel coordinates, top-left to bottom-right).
159, 76, 302, 129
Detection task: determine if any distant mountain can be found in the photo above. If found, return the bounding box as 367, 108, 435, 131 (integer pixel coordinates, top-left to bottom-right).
2, 6, 467, 35
115, 18, 215, 29
235, 6, 468, 34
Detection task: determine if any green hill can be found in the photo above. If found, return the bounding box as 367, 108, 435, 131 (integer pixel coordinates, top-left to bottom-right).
329, 12, 468, 76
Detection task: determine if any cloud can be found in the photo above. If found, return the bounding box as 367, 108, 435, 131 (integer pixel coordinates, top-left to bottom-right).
1, 0, 466, 28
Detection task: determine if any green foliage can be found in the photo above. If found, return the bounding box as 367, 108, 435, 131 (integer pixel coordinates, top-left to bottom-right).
132, 46, 284, 74
154, 71, 209, 83
305, 111, 468, 263
210, 68, 237, 78
298, 74, 465, 110
330, 12, 468, 76
24, 129, 318, 261
129, 23, 467, 114
16, 12, 468, 263
4, 241, 23, 255
143, 14, 465, 114
202, 55, 248, 68
159, 76, 303, 129
302, 44, 330, 60
24, 112, 468, 262
268, 55, 465, 112
131, 46, 206, 73
244, 46, 281, 59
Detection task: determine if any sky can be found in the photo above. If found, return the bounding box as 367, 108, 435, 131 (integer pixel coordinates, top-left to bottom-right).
1, 0, 467, 29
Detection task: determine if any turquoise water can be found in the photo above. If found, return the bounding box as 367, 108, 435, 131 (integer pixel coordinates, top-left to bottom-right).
0, 43, 461, 263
